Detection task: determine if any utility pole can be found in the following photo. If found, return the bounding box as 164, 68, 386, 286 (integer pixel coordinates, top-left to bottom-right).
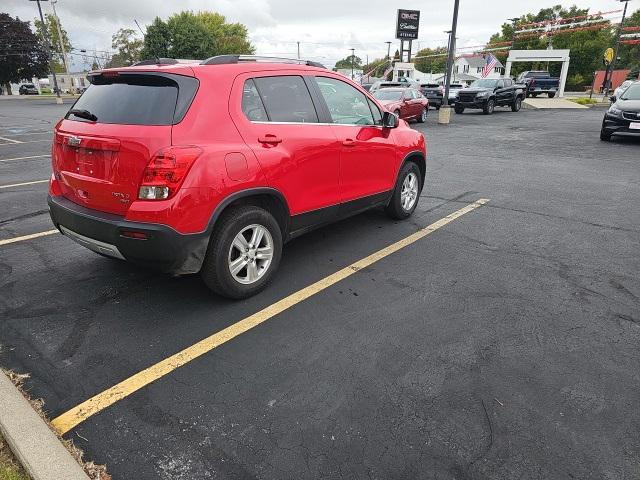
439, 0, 460, 124
444, 30, 452, 82
603, 0, 631, 96
350, 48, 355, 80
385, 41, 392, 60
297, 41, 300, 60
50, 0, 69, 76
30, 0, 62, 104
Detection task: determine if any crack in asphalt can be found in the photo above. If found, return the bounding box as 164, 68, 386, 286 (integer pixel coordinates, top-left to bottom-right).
422, 195, 640, 234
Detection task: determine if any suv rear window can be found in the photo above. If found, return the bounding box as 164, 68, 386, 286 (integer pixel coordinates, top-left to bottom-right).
68, 73, 198, 126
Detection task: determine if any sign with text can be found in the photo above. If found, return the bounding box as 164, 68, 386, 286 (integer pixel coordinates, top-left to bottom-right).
396, 9, 420, 40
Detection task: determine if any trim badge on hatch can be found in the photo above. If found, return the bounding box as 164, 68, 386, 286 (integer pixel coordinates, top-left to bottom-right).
68, 136, 82, 147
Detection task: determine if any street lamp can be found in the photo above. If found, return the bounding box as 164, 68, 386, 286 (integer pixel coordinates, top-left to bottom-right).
29, 0, 62, 104
350, 48, 355, 80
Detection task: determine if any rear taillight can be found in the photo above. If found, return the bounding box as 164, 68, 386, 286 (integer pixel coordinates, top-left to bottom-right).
138, 146, 202, 200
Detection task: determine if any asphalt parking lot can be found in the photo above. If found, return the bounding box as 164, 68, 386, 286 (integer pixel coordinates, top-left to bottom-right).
1, 98, 639, 479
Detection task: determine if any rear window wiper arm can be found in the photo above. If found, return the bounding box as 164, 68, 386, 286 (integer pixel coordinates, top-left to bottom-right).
68, 109, 97, 122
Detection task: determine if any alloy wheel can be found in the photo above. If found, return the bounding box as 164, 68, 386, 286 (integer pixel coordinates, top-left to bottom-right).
400, 172, 419, 211
228, 224, 274, 284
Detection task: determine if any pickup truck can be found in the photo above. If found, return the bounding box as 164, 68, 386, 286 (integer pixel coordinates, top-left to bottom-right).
454, 78, 525, 115
517, 71, 560, 98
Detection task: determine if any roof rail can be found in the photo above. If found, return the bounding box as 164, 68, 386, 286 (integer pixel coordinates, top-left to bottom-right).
131, 58, 200, 66
201, 55, 326, 69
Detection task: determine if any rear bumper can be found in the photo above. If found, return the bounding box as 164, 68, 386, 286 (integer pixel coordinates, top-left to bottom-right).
48, 195, 209, 275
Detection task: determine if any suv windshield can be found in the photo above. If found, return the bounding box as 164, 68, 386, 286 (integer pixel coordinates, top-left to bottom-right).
373, 90, 404, 101
470, 79, 499, 89
620, 83, 640, 100
67, 73, 198, 125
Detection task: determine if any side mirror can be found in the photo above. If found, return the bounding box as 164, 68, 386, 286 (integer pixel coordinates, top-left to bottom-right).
382, 111, 399, 128
610, 95, 616, 103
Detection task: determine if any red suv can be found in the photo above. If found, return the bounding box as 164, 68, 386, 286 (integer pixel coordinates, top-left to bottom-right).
48, 56, 426, 298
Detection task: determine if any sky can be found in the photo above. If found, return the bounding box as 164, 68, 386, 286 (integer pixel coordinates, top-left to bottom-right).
3, 0, 628, 70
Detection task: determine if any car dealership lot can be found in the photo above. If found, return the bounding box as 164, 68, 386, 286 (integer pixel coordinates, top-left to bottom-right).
1, 99, 639, 479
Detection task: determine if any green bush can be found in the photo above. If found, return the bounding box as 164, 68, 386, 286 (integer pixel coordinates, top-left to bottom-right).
566, 73, 586, 91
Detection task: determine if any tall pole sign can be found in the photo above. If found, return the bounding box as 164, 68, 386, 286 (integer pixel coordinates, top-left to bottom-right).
396, 9, 420, 63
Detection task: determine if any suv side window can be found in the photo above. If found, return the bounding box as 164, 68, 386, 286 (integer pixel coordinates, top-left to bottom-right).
367, 98, 383, 126
241, 79, 268, 122
496, 80, 505, 89
253, 76, 318, 123
315, 76, 375, 126
503, 79, 513, 87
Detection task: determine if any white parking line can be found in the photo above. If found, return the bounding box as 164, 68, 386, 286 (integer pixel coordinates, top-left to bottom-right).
0, 180, 48, 189
0, 154, 50, 163
0, 230, 59, 246
0, 136, 22, 144
0, 139, 50, 147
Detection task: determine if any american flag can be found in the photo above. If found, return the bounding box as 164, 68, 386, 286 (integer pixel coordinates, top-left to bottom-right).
481, 54, 498, 78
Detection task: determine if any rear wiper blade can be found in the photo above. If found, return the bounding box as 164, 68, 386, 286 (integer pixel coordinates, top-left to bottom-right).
68, 109, 97, 122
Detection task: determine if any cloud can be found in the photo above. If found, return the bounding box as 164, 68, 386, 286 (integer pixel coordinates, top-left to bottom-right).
2, 0, 622, 70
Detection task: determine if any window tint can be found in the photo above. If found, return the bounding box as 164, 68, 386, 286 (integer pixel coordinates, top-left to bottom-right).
242, 79, 268, 121
253, 76, 318, 123
504, 79, 513, 87
68, 74, 196, 125
316, 77, 375, 125
367, 98, 383, 125
496, 80, 505, 89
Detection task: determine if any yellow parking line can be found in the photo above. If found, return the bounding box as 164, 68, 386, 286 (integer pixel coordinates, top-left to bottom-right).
51, 198, 490, 435
0, 154, 50, 163
0, 180, 48, 189
0, 230, 59, 246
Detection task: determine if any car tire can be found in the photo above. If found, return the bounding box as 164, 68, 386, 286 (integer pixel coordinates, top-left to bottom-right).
600, 128, 612, 142
548, 92, 555, 98
386, 162, 422, 220
531, 93, 538, 98
511, 97, 522, 112
417, 107, 428, 123
483, 99, 495, 115
454, 105, 464, 114
435, 104, 441, 110
201, 205, 282, 299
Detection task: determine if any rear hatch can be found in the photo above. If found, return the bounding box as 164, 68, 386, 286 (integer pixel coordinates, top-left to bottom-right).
52, 70, 198, 215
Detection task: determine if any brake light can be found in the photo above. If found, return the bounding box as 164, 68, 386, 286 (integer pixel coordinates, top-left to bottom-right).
138, 146, 202, 200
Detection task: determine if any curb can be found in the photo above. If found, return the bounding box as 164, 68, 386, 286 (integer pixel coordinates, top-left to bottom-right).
0, 371, 89, 480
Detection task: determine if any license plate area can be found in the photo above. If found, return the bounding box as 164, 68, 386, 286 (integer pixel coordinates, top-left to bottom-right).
629, 123, 640, 130
64, 145, 115, 179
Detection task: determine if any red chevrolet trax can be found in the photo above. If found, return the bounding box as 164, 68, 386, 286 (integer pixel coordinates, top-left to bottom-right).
48, 56, 427, 298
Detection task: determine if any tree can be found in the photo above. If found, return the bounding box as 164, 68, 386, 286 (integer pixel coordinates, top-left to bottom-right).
414, 47, 448, 74
0, 13, 49, 94
140, 11, 254, 61
34, 12, 71, 73
106, 28, 143, 67
335, 54, 362, 70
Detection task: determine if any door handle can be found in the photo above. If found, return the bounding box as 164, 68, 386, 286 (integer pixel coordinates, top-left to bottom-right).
342, 139, 356, 147
258, 134, 282, 145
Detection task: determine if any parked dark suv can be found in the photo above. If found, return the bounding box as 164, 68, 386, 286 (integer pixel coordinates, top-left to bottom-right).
48, 56, 427, 298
